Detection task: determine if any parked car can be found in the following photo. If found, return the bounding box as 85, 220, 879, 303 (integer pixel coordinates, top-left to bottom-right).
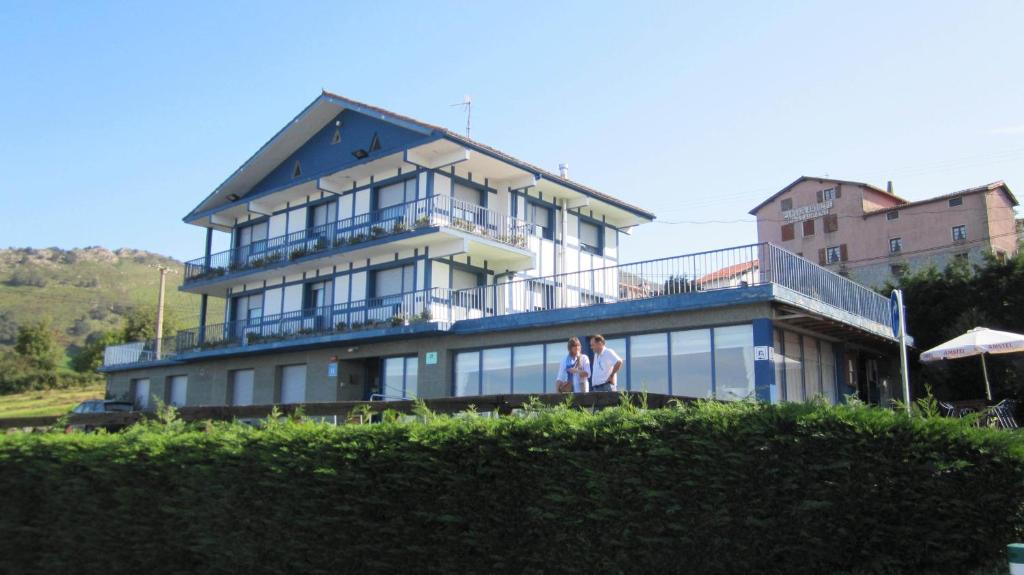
68, 400, 134, 432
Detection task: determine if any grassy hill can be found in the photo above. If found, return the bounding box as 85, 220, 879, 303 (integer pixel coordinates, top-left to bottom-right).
0, 247, 223, 361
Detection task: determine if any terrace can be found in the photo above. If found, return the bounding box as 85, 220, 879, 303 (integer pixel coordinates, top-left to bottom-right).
103, 243, 894, 368
181, 195, 536, 292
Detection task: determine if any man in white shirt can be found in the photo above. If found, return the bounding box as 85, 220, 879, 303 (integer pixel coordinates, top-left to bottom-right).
589, 334, 623, 392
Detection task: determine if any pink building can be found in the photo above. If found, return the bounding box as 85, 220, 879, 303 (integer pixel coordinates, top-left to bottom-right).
751, 177, 1020, 287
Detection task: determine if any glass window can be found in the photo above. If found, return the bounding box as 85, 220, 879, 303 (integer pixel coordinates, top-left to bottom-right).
579, 221, 602, 254
629, 333, 669, 394
826, 246, 842, 264
780, 198, 793, 211
310, 202, 337, 228
773, 330, 785, 401
948, 196, 963, 207
374, 265, 413, 297
545, 342, 564, 391
889, 238, 902, 254
803, 337, 821, 398
306, 280, 329, 309
481, 348, 512, 395
405, 357, 419, 399
820, 341, 836, 403
513, 345, 545, 394
384, 357, 406, 400
455, 351, 480, 396
952, 225, 967, 242
526, 203, 552, 239
377, 179, 415, 209
713, 325, 754, 401
234, 294, 263, 323
783, 331, 803, 401
822, 187, 837, 201
601, 337, 627, 389
671, 329, 712, 399
886, 210, 899, 221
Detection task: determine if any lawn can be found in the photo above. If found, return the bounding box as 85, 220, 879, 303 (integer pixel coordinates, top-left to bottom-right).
0, 384, 106, 418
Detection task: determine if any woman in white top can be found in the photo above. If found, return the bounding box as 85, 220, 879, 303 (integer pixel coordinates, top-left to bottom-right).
555, 337, 591, 393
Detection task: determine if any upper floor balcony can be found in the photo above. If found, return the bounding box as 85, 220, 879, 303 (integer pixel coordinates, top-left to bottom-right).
181, 195, 536, 294
104, 243, 896, 369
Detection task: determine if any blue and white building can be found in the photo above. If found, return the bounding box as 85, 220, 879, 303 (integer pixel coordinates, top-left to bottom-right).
103, 92, 904, 409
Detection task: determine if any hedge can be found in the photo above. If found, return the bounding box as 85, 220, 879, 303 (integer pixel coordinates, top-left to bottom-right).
0, 399, 1022, 574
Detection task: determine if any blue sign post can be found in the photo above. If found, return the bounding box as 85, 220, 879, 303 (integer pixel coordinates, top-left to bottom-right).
891, 290, 911, 413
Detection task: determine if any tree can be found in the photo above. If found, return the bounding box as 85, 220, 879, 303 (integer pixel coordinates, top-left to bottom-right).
71, 330, 125, 373
121, 306, 178, 342
14, 320, 62, 371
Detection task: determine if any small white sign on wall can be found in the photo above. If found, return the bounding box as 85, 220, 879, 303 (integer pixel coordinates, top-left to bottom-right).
425, 352, 438, 365
754, 346, 773, 361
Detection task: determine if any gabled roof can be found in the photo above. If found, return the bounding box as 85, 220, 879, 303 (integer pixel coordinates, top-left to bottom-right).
186, 91, 655, 223
863, 181, 1018, 215
748, 176, 901, 215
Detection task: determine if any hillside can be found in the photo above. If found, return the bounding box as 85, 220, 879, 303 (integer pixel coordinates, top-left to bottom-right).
0, 247, 223, 360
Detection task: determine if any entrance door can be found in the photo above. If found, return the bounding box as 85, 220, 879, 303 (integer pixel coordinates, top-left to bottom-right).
364, 359, 381, 401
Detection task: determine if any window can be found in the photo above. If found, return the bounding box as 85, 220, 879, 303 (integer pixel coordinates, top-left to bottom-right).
525, 202, 553, 239
671, 329, 712, 398
292, 161, 302, 178
780, 198, 793, 211
824, 246, 844, 264
453, 182, 483, 207
331, 127, 341, 145
820, 341, 836, 403
279, 364, 306, 404
168, 375, 187, 407
230, 369, 255, 406
481, 348, 512, 395
824, 214, 839, 233
819, 187, 838, 201
368, 132, 381, 152
513, 345, 545, 394
952, 225, 967, 242
383, 356, 418, 399
233, 294, 263, 323
954, 252, 969, 262
891, 264, 907, 277
374, 264, 414, 298
305, 280, 330, 310
629, 333, 669, 395
803, 337, 821, 398
579, 220, 603, 255
309, 201, 337, 229
948, 196, 963, 207
886, 210, 899, 221
237, 222, 269, 249
545, 342, 565, 393
783, 331, 803, 401
376, 179, 416, 210
713, 326, 754, 401
802, 219, 815, 237
780, 223, 795, 241
455, 351, 481, 396
889, 237, 902, 254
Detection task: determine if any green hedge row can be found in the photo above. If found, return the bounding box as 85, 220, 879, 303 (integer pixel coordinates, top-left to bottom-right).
1, 400, 1022, 574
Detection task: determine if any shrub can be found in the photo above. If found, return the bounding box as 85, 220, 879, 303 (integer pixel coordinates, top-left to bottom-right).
370, 225, 387, 238
0, 401, 1020, 574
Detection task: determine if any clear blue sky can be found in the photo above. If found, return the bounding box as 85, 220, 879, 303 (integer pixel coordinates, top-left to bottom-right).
2, 1, 1022, 263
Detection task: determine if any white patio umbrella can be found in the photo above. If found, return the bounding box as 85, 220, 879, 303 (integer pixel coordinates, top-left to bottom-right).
919, 327, 1024, 400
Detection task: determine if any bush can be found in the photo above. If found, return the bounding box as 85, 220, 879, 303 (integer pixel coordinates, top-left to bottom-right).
0, 401, 1021, 574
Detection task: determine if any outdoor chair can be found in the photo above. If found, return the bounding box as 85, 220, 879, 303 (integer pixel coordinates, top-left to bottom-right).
990, 399, 1019, 429
938, 401, 958, 418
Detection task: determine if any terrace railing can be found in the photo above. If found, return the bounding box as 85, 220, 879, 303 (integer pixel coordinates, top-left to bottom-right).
183, 195, 534, 283
104, 243, 892, 367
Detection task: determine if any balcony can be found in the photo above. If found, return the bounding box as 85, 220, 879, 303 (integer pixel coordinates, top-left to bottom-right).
182, 195, 536, 292
103, 244, 895, 368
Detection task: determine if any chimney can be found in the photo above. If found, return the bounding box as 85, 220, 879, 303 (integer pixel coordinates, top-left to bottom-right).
558, 163, 569, 178
887, 180, 894, 195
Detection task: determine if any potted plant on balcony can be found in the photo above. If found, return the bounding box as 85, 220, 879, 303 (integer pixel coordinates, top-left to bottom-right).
370, 225, 387, 239
414, 216, 431, 230
313, 238, 328, 252
389, 314, 408, 327
265, 252, 283, 264
290, 247, 308, 260
251, 257, 266, 268
349, 233, 367, 245
333, 237, 348, 248
334, 321, 348, 332
392, 220, 408, 234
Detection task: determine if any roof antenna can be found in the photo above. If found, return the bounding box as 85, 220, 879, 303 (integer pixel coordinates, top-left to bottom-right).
450, 95, 472, 137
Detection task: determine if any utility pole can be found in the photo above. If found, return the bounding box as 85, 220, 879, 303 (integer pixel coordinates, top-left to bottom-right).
152, 265, 177, 360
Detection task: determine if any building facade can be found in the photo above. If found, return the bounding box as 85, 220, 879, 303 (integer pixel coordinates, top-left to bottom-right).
102, 95, 905, 410
751, 177, 1020, 287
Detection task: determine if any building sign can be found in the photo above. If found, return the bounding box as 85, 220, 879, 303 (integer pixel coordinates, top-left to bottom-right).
753, 346, 772, 361
782, 200, 832, 223
425, 352, 438, 365
327, 361, 338, 377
